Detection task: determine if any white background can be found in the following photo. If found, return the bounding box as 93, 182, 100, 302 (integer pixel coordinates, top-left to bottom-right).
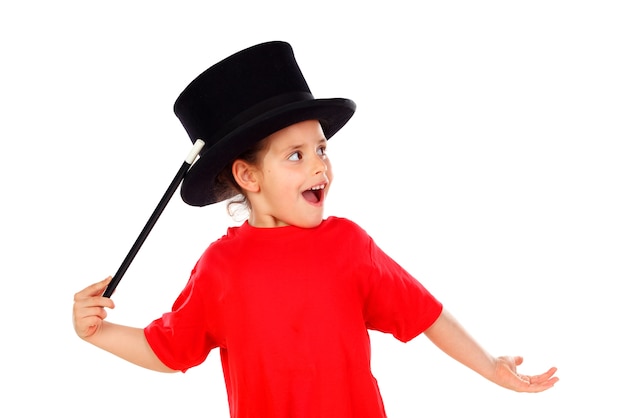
1, 1, 624, 417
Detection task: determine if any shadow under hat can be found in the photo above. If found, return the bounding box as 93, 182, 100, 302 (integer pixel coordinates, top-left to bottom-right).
174, 41, 356, 207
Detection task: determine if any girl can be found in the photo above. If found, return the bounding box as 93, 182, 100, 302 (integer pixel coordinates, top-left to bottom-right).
73, 41, 558, 418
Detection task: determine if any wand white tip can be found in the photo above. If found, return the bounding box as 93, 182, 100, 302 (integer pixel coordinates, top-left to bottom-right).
186, 139, 206, 164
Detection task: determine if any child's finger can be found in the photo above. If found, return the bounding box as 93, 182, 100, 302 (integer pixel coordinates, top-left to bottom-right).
75, 314, 104, 339
530, 367, 559, 384
74, 276, 112, 300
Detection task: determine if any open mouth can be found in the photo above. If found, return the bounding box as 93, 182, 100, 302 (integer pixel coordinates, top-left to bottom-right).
302, 184, 325, 204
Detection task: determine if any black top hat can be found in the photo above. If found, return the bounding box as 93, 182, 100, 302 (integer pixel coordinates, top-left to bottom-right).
174, 41, 356, 206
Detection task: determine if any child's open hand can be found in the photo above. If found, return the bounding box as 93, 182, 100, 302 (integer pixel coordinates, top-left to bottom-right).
493, 356, 558, 393
72, 277, 115, 340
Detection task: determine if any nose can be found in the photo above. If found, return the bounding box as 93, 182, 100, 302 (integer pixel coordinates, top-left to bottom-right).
312, 153, 328, 175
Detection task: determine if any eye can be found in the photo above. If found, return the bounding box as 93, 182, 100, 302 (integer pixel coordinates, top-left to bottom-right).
317, 146, 327, 158
288, 151, 302, 161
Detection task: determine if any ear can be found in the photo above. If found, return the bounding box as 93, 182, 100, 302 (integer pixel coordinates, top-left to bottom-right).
231, 159, 260, 193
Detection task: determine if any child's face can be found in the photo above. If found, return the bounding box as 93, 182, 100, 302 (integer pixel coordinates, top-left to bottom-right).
247, 119, 332, 228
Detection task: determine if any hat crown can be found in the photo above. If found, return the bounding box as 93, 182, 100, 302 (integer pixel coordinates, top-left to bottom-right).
174, 41, 312, 146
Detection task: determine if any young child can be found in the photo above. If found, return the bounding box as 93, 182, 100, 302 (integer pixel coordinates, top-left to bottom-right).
73, 41, 558, 417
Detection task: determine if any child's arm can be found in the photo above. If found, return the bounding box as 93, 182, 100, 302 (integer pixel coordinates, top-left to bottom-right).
72, 277, 176, 373
424, 308, 558, 392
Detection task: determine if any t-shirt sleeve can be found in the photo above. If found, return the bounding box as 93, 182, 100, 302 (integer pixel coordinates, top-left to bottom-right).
362, 236, 443, 343
144, 263, 219, 372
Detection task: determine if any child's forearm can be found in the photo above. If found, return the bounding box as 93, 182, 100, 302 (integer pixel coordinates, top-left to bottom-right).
424, 309, 497, 381
84, 321, 176, 373
424, 308, 559, 392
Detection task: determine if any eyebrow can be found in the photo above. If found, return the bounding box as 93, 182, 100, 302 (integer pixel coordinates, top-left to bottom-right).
281, 137, 327, 153
288, 137, 328, 149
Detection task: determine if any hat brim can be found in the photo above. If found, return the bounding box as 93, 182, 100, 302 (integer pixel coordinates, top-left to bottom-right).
181, 97, 356, 206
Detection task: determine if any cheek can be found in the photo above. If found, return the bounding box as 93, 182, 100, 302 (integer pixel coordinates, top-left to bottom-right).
326, 159, 334, 181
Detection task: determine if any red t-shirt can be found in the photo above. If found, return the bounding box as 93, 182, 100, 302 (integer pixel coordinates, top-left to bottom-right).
145, 216, 442, 417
